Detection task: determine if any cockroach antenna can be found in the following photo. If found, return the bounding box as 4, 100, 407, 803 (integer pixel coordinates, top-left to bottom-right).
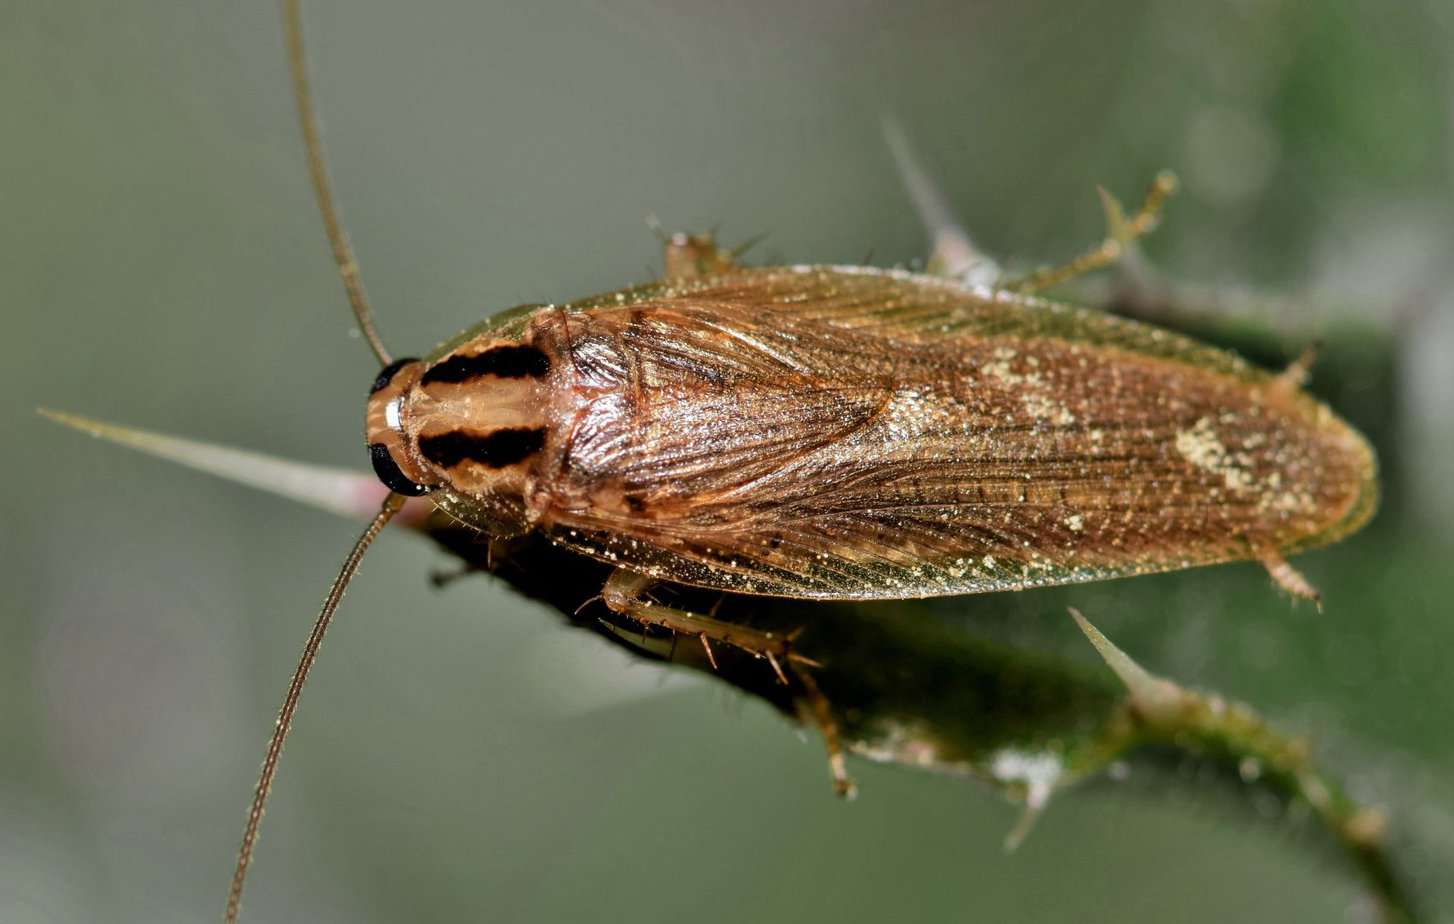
282, 0, 391, 367
225, 3, 405, 921
224, 493, 403, 924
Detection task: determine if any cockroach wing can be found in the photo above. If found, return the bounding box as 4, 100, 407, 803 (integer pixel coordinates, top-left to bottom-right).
523, 267, 1376, 600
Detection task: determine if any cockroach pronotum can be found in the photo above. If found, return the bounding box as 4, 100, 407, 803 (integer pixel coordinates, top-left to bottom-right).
58, 2, 1382, 921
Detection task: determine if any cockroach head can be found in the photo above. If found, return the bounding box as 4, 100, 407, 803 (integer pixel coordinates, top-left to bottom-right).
365, 357, 431, 496
363, 337, 555, 530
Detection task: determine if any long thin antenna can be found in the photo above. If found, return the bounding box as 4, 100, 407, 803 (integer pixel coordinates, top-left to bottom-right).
282, 0, 392, 366
225, 492, 406, 924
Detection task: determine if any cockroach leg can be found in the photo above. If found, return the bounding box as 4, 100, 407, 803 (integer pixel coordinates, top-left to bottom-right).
600, 569, 796, 664
600, 568, 855, 797
1003, 798, 1047, 853
795, 666, 857, 799
1006, 170, 1179, 294
763, 650, 789, 686
697, 633, 720, 671
1255, 546, 1323, 609
658, 229, 739, 281
1269, 341, 1321, 398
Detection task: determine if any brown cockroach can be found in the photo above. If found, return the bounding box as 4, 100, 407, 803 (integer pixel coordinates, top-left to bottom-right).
212, 2, 1379, 920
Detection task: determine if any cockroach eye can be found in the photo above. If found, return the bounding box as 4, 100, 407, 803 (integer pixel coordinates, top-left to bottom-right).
370, 357, 420, 395
369, 442, 430, 496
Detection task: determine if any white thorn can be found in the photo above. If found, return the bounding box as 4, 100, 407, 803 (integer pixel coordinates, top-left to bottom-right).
1096, 185, 1133, 246
881, 116, 1000, 285
1068, 607, 1184, 723
39, 408, 390, 521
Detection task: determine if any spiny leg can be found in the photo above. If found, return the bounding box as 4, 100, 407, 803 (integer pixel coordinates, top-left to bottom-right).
1005, 171, 1179, 294
599, 568, 854, 797
601, 569, 800, 658
1268, 341, 1321, 399
647, 217, 747, 281
794, 666, 856, 799
1255, 545, 1323, 609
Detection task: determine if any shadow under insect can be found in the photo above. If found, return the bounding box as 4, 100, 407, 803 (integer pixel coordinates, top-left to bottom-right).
430, 514, 1417, 923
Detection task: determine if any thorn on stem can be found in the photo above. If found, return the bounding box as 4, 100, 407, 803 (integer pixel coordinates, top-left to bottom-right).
1068, 607, 1185, 723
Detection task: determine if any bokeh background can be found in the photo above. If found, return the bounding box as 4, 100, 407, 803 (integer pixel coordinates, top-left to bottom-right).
5, 1, 1453, 922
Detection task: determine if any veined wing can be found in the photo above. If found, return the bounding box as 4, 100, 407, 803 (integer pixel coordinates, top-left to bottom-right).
558, 265, 1265, 381
526, 267, 1375, 599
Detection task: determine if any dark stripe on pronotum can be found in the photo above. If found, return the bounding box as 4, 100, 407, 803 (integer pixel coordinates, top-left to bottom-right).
419, 427, 547, 469
419, 345, 551, 385
369, 357, 420, 395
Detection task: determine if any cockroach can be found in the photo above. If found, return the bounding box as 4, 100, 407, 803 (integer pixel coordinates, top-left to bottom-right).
211, 2, 1382, 920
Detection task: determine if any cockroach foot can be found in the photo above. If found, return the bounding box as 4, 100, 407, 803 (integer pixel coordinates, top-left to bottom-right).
1255, 545, 1323, 610
794, 665, 857, 800
1269, 341, 1321, 398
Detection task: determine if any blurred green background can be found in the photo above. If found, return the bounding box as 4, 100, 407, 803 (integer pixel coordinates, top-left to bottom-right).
4, 1, 1452, 922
